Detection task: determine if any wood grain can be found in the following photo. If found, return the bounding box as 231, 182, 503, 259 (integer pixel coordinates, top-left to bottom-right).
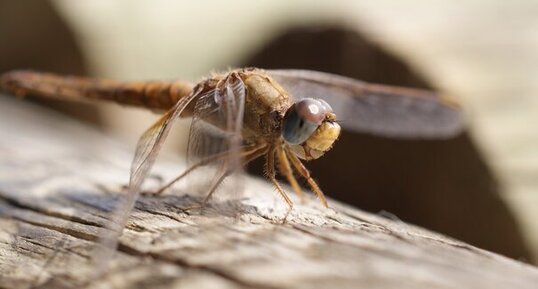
0, 94, 537, 289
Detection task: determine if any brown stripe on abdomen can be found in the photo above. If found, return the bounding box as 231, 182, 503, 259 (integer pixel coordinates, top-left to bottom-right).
0, 70, 193, 111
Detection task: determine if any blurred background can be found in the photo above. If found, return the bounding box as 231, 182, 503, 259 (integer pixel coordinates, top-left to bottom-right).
0, 0, 536, 263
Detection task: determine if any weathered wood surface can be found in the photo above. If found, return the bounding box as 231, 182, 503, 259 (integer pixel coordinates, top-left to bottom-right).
0, 95, 537, 289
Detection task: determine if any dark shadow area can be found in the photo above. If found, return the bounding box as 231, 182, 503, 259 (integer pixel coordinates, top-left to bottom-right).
0, 0, 101, 125
242, 26, 532, 261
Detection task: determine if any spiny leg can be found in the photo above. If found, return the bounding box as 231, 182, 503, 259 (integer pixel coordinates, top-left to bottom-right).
285, 149, 329, 208
202, 162, 229, 204
202, 146, 268, 204
276, 146, 306, 203
153, 143, 261, 195
265, 147, 294, 219
152, 151, 229, 195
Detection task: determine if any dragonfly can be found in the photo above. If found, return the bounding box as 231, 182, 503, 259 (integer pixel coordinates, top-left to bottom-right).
0, 67, 462, 246
0, 67, 462, 208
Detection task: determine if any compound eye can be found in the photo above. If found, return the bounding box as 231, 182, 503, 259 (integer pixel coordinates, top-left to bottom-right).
282, 98, 329, 145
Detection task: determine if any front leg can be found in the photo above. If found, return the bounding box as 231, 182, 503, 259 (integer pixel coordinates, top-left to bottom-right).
265, 147, 294, 221
285, 149, 329, 208
276, 146, 306, 203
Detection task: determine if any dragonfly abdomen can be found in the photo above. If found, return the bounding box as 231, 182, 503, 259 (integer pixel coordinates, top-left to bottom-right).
0, 70, 193, 111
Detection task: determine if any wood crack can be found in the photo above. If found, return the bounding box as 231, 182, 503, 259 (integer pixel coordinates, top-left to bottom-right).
134, 206, 188, 224
116, 243, 282, 289
0, 194, 103, 228
10, 215, 97, 242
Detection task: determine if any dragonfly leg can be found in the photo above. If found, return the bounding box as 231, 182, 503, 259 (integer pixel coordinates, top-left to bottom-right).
202, 163, 229, 204
151, 151, 230, 196
203, 146, 266, 205
266, 147, 294, 221
276, 146, 306, 204
152, 144, 261, 195
202, 145, 268, 204
180, 162, 230, 213
285, 149, 329, 208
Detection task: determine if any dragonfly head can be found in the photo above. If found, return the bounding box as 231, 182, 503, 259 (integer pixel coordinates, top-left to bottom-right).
282, 98, 341, 160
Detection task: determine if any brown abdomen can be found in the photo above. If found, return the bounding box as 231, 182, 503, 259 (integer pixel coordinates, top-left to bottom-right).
0, 70, 193, 111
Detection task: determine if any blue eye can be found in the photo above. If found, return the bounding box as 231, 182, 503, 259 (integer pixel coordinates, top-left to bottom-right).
282, 98, 331, 145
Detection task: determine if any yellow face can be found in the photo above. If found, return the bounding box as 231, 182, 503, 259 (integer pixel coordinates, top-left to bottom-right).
282, 99, 341, 160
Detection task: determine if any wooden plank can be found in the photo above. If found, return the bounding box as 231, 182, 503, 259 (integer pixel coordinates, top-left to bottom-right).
0, 94, 537, 289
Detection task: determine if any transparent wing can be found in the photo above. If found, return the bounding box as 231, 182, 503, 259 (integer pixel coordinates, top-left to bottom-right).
268, 69, 463, 139
186, 88, 226, 162
186, 74, 246, 201
90, 88, 199, 278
